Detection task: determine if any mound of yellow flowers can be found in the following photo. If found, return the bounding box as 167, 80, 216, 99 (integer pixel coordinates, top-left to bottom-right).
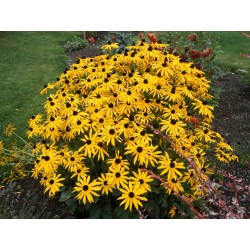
27, 40, 237, 215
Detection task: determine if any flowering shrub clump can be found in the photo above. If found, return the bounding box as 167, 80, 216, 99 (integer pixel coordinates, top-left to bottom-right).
26, 40, 238, 218
0, 125, 31, 184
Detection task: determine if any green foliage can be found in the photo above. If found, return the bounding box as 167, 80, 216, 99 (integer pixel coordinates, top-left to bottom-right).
103, 31, 135, 52
64, 35, 88, 52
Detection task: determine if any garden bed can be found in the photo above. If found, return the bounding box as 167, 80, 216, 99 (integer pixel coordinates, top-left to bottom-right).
1, 36, 249, 219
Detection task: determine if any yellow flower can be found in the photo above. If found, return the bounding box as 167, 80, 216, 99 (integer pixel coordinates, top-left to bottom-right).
78, 130, 99, 158
164, 177, 184, 194
182, 169, 197, 187
74, 175, 101, 204
107, 165, 129, 189
192, 99, 214, 119
101, 41, 119, 51
158, 152, 185, 179
44, 173, 65, 197
71, 165, 89, 181
118, 182, 148, 211
0, 141, 4, 153
100, 125, 122, 147
4, 124, 16, 136
64, 150, 85, 172
106, 150, 130, 170
125, 142, 161, 168
97, 173, 115, 195
130, 169, 153, 192
169, 206, 178, 218
160, 118, 186, 136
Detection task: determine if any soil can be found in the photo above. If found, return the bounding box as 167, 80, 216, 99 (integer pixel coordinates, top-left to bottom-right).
1, 40, 249, 219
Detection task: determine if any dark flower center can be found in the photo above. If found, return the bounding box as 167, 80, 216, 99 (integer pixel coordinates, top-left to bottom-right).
44, 156, 50, 161
171, 119, 177, 125
104, 180, 108, 185
170, 162, 175, 168
115, 158, 121, 164
172, 178, 177, 183
139, 179, 144, 184
137, 146, 143, 153
115, 172, 121, 178
129, 192, 135, 198
108, 103, 114, 108
70, 157, 75, 161
49, 180, 54, 185
109, 129, 115, 135
86, 139, 92, 145
83, 185, 88, 191
140, 130, 146, 136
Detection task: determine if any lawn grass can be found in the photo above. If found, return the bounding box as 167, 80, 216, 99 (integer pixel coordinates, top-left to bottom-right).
0, 31, 81, 144
214, 31, 250, 73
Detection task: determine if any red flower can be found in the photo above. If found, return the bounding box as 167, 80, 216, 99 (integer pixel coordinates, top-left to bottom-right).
88, 37, 95, 43
147, 33, 157, 43
189, 50, 201, 59
185, 116, 200, 127
180, 53, 188, 61
188, 33, 198, 42
202, 48, 212, 57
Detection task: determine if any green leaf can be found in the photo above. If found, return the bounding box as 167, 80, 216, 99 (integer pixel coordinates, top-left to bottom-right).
59, 188, 73, 202
88, 204, 101, 219
101, 201, 113, 219
113, 207, 130, 219
145, 200, 160, 219
65, 198, 78, 215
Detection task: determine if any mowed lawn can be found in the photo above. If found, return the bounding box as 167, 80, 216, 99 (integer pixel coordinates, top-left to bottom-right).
215, 31, 250, 72
0, 31, 81, 142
